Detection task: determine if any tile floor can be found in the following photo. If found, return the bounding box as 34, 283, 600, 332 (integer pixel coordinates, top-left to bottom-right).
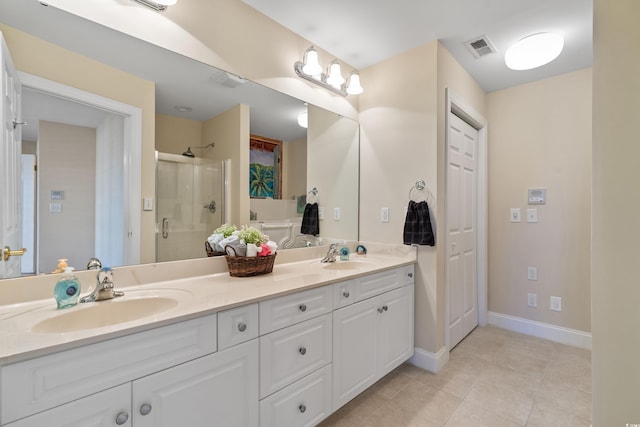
319, 326, 592, 427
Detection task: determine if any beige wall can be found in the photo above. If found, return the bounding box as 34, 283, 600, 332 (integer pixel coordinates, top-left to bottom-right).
282, 137, 307, 201
0, 24, 157, 264
155, 114, 202, 155
307, 105, 359, 242
38, 121, 95, 272
487, 69, 592, 333
202, 104, 250, 227
360, 41, 487, 355
592, 0, 640, 424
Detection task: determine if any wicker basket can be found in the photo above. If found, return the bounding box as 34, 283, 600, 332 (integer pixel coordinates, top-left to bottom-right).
205, 241, 226, 257
224, 246, 276, 277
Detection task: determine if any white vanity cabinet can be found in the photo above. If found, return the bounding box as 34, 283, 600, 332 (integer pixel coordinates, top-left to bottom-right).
332, 266, 414, 410
1, 313, 259, 427
1, 262, 415, 427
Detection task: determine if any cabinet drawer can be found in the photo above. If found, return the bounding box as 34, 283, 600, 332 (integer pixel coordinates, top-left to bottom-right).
1, 314, 217, 425
218, 303, 258, 351
4, 383, 131, 427
259, 314, 332, 398
259, 285, 333, 334
333, 279, 356, 309
355, 265, 414, 302
260, 364, 332, 427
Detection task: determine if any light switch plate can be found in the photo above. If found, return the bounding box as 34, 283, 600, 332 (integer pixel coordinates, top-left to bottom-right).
333, 207, 341, 220
143, 197, 154, 211
550, 296, 562, 312
381, 207, 389, 223
510, 208, 521, 223
318, 207, 325, 220
528, 266, 538, 281
527, 208, 538, 223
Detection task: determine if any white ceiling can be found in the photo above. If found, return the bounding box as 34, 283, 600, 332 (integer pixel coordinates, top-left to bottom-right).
1, 0, 593, 143
242, 0, 593, 93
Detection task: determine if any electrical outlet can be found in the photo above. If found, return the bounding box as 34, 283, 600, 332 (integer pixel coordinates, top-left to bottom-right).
381, 207, 389, 223
510, 208, 521, 223
527, 266, 538, 281
527, 293, 537, 307
318, 207, 325, 220
333, 207, 341, 220
550, 296, 562, 311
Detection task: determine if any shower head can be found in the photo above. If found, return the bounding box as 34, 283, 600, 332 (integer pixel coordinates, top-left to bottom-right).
181, 142, 214, 158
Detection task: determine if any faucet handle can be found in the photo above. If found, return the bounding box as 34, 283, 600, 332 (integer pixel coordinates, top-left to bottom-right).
97, 267, 114, 289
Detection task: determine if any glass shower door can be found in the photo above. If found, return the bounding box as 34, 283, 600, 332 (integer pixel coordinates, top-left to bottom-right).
155, 152, 226, 262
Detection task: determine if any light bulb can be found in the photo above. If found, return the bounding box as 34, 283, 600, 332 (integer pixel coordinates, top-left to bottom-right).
326, 61, 345, 89
302, 47, 323, 76
346, 72, 363, 95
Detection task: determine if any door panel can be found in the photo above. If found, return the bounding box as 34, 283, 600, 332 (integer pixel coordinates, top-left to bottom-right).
447, 113, 478, 348
1, 33, 23, 278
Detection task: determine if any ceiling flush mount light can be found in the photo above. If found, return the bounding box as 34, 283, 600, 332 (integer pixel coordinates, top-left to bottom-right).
130, 0, 177, 12
294, 46, 364, 96
505, 32, 564, 71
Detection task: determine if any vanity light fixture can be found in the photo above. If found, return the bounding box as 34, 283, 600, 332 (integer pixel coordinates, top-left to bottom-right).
505, 32, 564, 71
294, 46, 364, 96
130, 0, 177, 12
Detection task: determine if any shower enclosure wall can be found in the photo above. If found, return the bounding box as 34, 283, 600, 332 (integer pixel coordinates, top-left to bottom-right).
155, 152, 227, 262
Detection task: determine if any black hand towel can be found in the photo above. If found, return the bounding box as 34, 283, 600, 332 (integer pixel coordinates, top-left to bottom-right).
403, 200, 435, 246
301, 202, 320, 235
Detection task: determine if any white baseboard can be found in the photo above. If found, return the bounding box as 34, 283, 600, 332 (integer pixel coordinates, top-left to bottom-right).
408, 346, 449, 373
488, 311, 592, 350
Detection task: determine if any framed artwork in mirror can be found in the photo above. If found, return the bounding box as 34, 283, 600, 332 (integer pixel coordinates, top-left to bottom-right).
250, 134, 282, 199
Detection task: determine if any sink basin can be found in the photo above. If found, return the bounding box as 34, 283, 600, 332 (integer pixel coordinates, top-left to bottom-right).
319, 260, 374, 271
32, 295, 180, 333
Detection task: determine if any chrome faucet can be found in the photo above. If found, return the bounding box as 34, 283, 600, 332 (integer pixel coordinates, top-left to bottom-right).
321, 243, 340, 263
80, 267, 124, 303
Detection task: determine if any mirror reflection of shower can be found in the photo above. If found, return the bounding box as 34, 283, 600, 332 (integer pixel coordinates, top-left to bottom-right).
182, 142, 215, 158
155, 151, 228, 262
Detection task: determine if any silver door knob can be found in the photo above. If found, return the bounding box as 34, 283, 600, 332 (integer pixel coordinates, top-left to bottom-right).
139, 403, 152, 416
299, 304, 307, 312
238, 322, 247, 332
115, 411, 129, 425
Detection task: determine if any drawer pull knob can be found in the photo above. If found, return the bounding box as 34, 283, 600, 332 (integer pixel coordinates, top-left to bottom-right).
383, 305, 389, 311
115, 411, 129, 425
378, 307, 384, 313
299, 304, 307, 312
238, 322, 247, 332
139, 403, 152, 416
408, 272, 413, 278
342, 291, 350, 298
299, 404, 307, 413
299, 346, 307, 355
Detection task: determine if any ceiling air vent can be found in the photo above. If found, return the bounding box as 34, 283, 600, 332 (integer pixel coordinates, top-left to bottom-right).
464, 35, 497, 59
210, 70, 247, 88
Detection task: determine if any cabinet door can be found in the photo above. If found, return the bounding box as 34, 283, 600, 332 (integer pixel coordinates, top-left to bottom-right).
6, 384, 131, 427
377, 284, 414, 375
332, 296, 378, 411
133, 340, 258, 427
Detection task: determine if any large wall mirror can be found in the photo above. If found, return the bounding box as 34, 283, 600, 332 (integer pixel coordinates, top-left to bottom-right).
0, 0, 359, 278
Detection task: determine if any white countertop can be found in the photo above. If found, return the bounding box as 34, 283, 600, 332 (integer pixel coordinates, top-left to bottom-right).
0, 243, 416, 365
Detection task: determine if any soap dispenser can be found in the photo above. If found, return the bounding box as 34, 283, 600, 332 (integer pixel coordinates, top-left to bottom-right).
54, 266, 81, 309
